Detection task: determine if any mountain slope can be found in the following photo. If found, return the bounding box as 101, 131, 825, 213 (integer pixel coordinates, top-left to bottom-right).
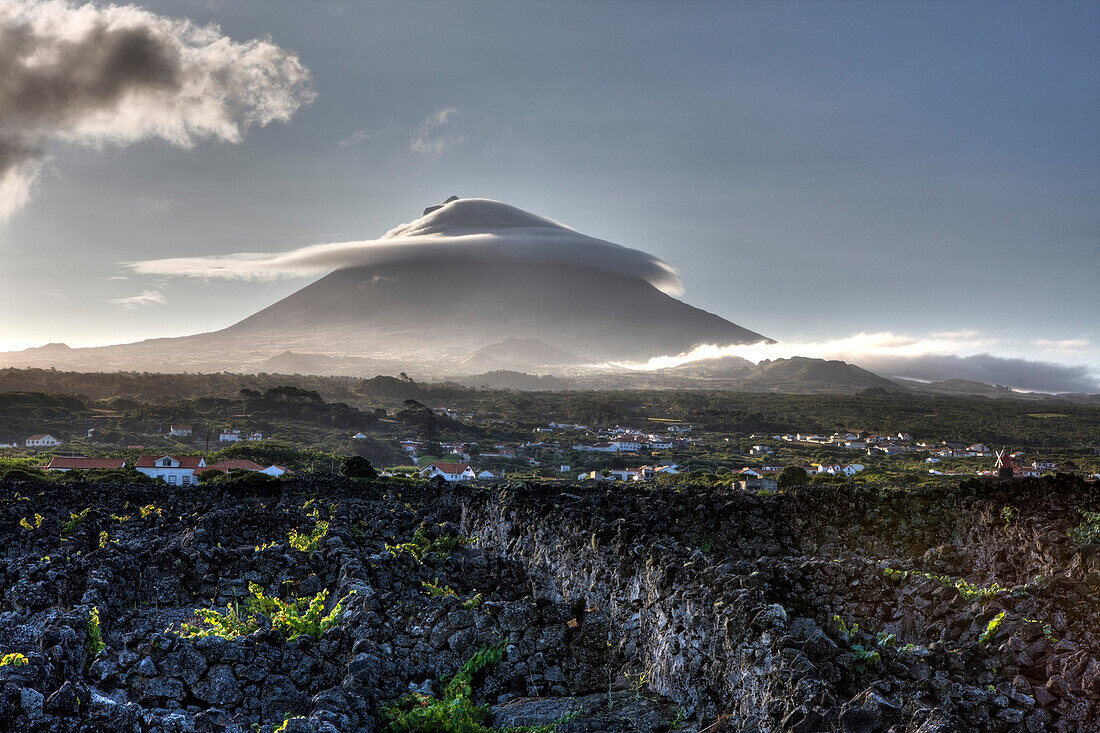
220, 258, 767, 364
0, 198, 768, 374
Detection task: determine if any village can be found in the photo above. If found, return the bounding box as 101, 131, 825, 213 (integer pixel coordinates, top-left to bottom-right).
2, 395, 1095, 488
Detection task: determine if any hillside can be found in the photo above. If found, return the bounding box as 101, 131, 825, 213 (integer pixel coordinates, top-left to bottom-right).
0, 475, 1096, 731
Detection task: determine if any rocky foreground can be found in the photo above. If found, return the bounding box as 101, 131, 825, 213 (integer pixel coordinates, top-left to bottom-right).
0, 475, 1098, 732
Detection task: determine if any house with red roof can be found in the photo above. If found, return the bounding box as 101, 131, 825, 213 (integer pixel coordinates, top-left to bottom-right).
46, 457, 126, 472
419, 462, 476, 482
25, 434, 61, 448
135, 455, 206, 486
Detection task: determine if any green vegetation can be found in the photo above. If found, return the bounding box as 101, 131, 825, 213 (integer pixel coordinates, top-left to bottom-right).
778, 465, 808, 488
86, 606, 106, 658
980, 611, 1006, 644
177, 584, 353, 642
288, 518, 330, 552
61, 507, 91, 537
422, 578, 458, 597
882, 568, 1007, 603
0, 652, 28, 667
19, 512, 43, 530
1068, 511, 1100, 545
1001, 505, 1019, 525
421, 579, 483, 609
386, 523, 477, 563
380, 643, 574, 733
341, 455, 377, 479
850, 644, 881, 673
179, 601, 258, 640
140, 503, 161, 519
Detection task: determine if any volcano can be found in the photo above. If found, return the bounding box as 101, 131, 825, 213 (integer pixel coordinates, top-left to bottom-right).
0, 198, 769, 374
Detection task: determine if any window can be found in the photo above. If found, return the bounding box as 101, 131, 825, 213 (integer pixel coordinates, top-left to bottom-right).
166, 474, 176, 485
161, 458, 172, 467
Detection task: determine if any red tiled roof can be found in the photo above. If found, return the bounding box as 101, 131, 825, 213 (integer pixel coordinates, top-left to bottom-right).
26, 434, 53, 441
47, 457, 125, 470
136, 454, 205, 469
423, 462, 471, 474
204, 459, 265, 473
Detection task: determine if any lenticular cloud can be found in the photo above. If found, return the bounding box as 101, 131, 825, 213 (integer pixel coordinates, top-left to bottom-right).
126, 198, 686, 296
0, 0, 314, 223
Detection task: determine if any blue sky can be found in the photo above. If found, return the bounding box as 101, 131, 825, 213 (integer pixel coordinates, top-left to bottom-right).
0, 1, 1096, 385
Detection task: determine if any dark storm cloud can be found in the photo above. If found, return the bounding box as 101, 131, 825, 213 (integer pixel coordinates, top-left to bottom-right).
0, 0, 315, 222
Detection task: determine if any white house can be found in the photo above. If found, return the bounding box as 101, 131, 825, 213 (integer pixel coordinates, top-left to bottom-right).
245, 432, 263, 442
608, 440, 641, 452
1032, 460, 1058, 472
169, 425, 192, 437
400, 440, 421, 454
817, 463, 865, 476
477, 469, 503, 479
574, 443, 615, 453
666, 425, 693, 433
352, 433, 368, 440
419, 462, 476, 482
218, 430, 242, 443
25, 434, 61, 448
750, 445, 775, 456
205, 459, 288, 477
135, 454, 206, 486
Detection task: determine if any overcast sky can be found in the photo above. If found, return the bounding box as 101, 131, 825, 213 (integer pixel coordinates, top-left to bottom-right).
1, 1, 1097, 386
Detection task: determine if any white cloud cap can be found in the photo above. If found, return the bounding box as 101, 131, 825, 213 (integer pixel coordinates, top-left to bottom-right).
126, 198, 685, 296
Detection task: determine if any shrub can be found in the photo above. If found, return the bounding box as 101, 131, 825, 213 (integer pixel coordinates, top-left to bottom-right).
0, 652, 28, 667
386, 523, 476, 563
177, 584, 354, 642
87, 606, 106, 658
777, 465, 808, 489
19, 513, 43, 531
341, 455, 377, 480
178, 602, 258, 640
1068, 511, 1100, 545
380, 644, 502, 732
380, 642, 576, 732
980, 611, 1006, 644
288, 519, 329, 552
246, 583, 354, 641
61, 508, 91, 537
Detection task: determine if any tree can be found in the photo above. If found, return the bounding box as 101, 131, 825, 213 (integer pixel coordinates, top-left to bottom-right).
778, 465, 808, 489
341, 455, 377, 479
